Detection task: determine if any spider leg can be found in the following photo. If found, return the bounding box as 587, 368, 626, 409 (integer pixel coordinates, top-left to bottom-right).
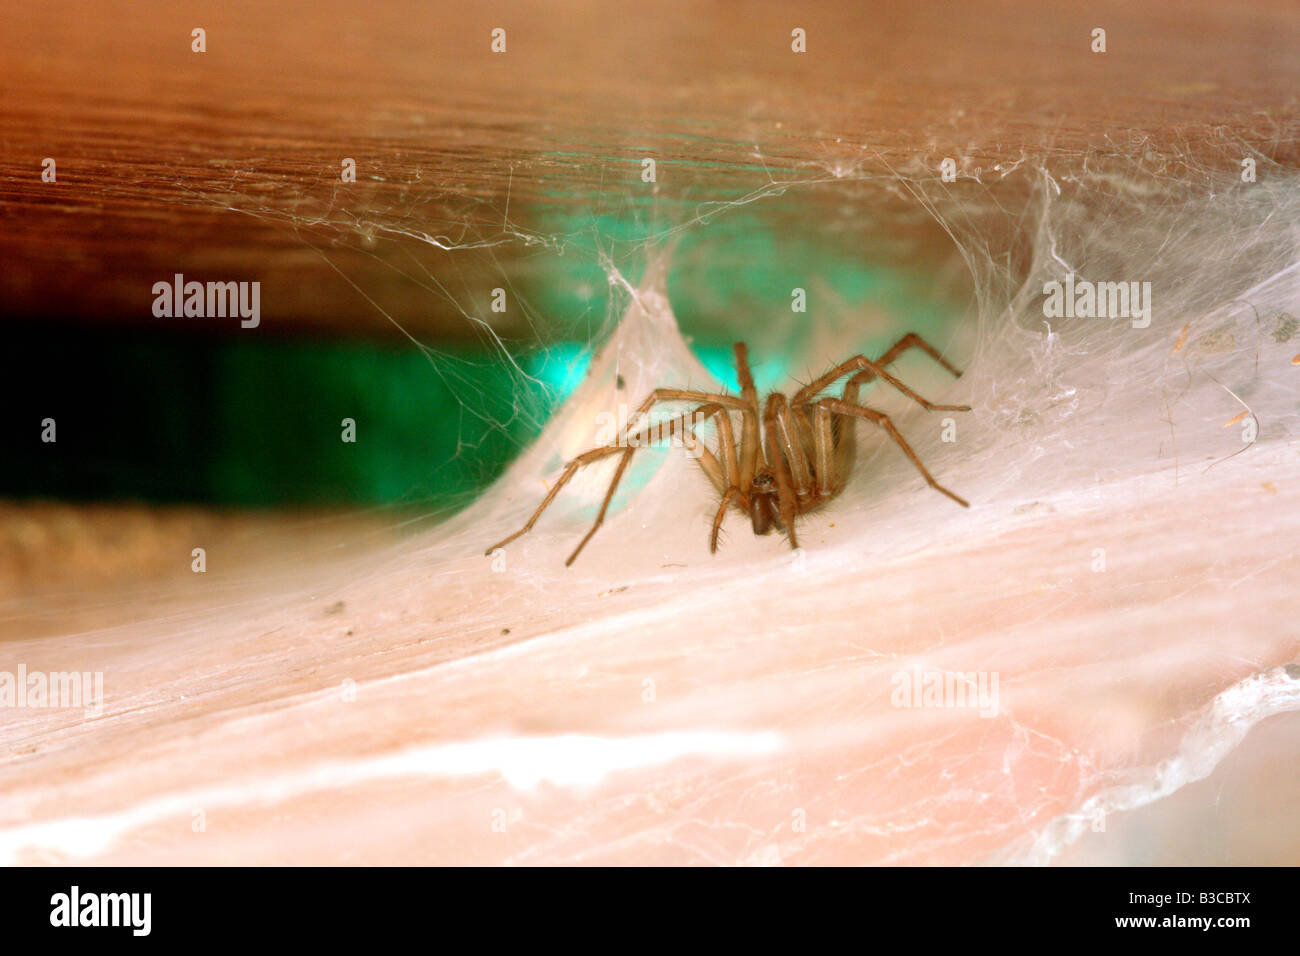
565, 447, 634, 566
816, 397, 969, 508
682, 401, 746, 554
716, 403, 741, 498
622, 389, 749, 442
848, 332, 963, 391
811, 402, 836, 497
697, 401, 740, 503
569, 404, 740, 565
485, 404, 740, 562
485, 444, 627, 555
709, 485, 741, 553
763, 393, 800, 549
613, 353, 754, 555
622, 382, 756, 496
641, 402, 736, 499
704, 401, 750, 551
769, 393, 814, 499
646, 406, 725, 494
793, 354, 970, 411
829, 334, 964, 477
733, 342, 763, 491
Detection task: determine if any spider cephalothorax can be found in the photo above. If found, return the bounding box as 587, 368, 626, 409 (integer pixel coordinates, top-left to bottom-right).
487, 333, 970, 565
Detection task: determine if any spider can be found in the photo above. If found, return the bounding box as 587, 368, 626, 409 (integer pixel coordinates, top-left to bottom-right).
486, 332, 971, 565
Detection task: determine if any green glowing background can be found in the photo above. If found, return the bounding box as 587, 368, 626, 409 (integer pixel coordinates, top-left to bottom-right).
2, 208, 957, 508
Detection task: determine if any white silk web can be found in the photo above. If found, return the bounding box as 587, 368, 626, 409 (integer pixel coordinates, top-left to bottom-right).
4, 140, 1299, 865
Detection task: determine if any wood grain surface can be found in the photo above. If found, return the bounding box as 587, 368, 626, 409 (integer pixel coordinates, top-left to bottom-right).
2, 0, 1296, 340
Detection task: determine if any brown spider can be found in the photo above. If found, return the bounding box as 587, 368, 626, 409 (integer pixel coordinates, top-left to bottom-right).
486, 332, 971, 565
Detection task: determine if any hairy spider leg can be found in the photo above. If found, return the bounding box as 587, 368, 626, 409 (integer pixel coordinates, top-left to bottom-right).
768, 392, 817, 500
566, 404, 744, 565
816, 397, 970, 508
650, 402, 741, 507
564, 446, 634, 566
617, 387, 752, 500
810, 402, 837, 497
606, 367, 758, 553
696, 404, 748, 554
847, 331, 963, 389
696, 402, 741, 504
832, 331, 967, 493
792, 352, 971, 412
621, 388, 750, 433
485, 404, 738, 562
732, 343, 763, 492
489, 335, 970, 564
709, 485, 742, 553
763, 393, 800, 550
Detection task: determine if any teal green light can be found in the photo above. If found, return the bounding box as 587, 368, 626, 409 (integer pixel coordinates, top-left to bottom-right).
524, 342, 592, 397
694, 344, 743, 392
